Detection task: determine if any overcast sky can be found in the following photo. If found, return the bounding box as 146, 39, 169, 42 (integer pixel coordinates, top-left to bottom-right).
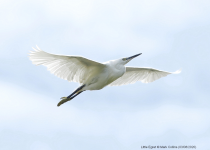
1, 0, 210, 149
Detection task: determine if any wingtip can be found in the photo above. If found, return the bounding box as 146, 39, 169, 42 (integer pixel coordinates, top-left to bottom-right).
36, 45, 41, 50
31, 45, 42, 52
174, 69, 182, 74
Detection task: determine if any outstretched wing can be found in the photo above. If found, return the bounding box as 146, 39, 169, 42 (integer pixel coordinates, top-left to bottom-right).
29, 46, 105, 84
109, 67, 181, 86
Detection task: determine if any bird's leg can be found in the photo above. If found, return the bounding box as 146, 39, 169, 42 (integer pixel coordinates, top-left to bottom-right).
57, 84, 86, 107
66, 84, 86, 99
57, 91, 83, 107
69, 91, 83, 100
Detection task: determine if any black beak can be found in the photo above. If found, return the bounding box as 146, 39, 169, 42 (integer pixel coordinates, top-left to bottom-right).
127, 53, 142, 60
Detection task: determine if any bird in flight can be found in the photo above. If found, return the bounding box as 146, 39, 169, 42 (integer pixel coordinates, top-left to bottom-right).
29, 46, 181, 107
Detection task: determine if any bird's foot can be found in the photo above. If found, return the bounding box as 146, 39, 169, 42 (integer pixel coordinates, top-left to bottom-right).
57, 97, 71, 107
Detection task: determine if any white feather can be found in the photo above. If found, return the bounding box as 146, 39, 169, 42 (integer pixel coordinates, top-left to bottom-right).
29, 47, 105, 84
109, 67, 181, 86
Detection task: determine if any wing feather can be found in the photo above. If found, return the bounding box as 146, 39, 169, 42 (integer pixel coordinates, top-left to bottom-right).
109, 67, 181, 86
29, 46, 105, 84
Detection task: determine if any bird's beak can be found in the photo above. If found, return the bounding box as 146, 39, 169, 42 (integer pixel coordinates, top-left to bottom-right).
126, 53, 142, 60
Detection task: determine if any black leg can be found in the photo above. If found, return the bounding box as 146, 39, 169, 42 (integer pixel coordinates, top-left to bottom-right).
67, 84, 85, 99
69, 91, 83, 100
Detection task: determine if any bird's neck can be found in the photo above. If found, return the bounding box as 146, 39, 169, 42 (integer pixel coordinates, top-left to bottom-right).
115, 64, 125, 70
106, 60, 125, 74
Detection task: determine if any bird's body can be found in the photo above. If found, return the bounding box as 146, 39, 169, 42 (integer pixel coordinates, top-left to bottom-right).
86, 60, 126, 90
29, 46, 181, 106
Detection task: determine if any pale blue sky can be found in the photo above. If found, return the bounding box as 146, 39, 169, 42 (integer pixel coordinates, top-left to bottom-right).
1, 0, 210, 149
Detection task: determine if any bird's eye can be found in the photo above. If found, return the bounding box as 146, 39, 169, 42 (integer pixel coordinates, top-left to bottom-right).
122, 58, 126, 61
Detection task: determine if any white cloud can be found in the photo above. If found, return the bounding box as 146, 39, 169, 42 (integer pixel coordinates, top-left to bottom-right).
30, 141, 51, 150
1, 0, 210, 49
1, 82, 209, 145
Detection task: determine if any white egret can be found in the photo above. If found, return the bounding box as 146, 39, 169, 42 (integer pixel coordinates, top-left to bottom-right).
29, 46, 181, 106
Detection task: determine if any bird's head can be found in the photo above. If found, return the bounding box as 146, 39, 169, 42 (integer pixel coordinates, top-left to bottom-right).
119, 53, 142, 65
